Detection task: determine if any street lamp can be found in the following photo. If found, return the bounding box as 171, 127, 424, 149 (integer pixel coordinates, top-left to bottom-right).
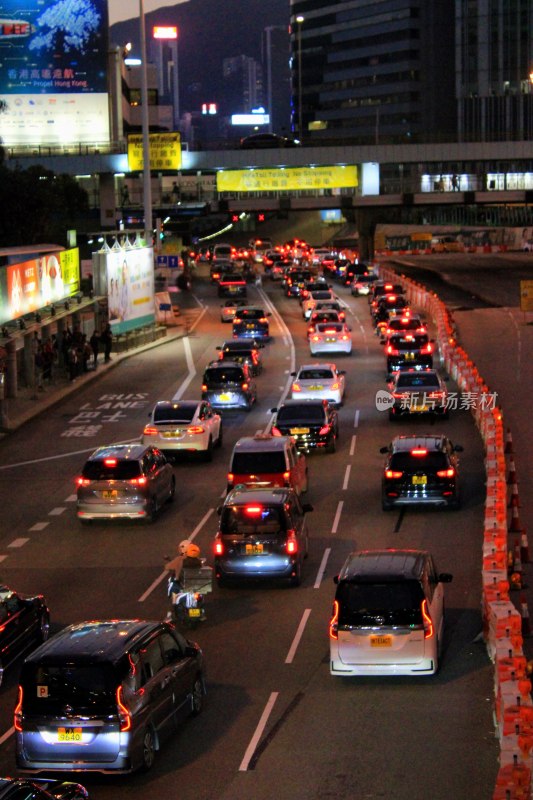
296, 15, 304, 142
139, 0, 153, 246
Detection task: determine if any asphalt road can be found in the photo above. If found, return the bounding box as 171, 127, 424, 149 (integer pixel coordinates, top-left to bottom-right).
0, 261, 502, 799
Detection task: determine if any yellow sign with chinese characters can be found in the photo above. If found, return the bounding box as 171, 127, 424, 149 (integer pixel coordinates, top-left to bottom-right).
520, 280, 533, 312
127, 133, 182, 171
216, 165, 358, 193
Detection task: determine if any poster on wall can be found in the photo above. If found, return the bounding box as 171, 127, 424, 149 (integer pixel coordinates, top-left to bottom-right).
0, 0, 109, 146
104, 248, 155, 334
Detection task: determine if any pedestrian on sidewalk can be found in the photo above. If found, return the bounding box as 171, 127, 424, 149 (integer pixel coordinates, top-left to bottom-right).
90, 330, 100, 368
67, 343, 78, 381
101, 323, 113, 363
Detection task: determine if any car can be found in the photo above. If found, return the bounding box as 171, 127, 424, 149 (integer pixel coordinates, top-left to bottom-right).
385, 331, 434, 373
220, 298, 247, 323
271, 399, 339, 453
387, 369, 447, 418
369, 281, 405, 310
0, 778, 89, 799
142, 400, 223, 461
379, 434, 462, 509
329, 548, 453, 676
240, 132, 300, 149
298, 278, 328, 303
309, 322, 352, 356
301, 289, 335, 320
217, 272, 247, 298
0, 585, 49, 688
232, 305, 271, 341
286, 269, 313, 298
227, 433, 308, 495
210, 259, 233, 283
290, 362, 346, 406
201, 362, 257, 411
76, 444, 175, 523
213, 486, 313, 586
351, 273, 378, 296
313, 299, 346, 322
307, 309, 342, 338
311, 247, 334, 265
382, 314, 426, 337
372, 293, 410, 323
331, 258, 352, 282
216, 339, 263, 376
212, 242, 234, 261
15, 619, 205, 774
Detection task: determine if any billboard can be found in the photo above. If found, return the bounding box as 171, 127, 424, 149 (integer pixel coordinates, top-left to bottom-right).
0, 248, 80, 323
128, 132, 182, 171
216, 165, 358, 193
103, 247, 155, 335
0, 0, 109, 146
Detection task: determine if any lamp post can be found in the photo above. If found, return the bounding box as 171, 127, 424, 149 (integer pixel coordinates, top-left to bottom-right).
296, 15, 304, 142
139, 0, 153, 246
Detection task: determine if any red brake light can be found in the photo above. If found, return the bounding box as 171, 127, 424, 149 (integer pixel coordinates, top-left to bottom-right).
234, 317, 242, 324
292, 383, 301, 393
437, 467, 455, 478
187, 426, 205, 434
421, 598, 434, 639
76, 476, 90, 486
227, 472, 234, 484
104, 458, 117, 466
385, 284, 393, 290
14, 686, 23, 731
241, 382, 249, 390
312, 335, 320, 342
411, 448, 427, 456
245, 505, 263, 515
420, 342, 433, 354
385, 470, 403, 479
259, 317, 268, 323
271, 426, 282, 436
143, 425, 158, 435
129, 475, 147, 486
329, 600, 339, 640
341, 335, 350, 341
388, 295, 397, 301
324, 328, 336, 334
117, 686, 132, 732
283, 471, 290, 483
286, 531, 298, 554
319, 424, 331, 435
201, 384, 207, 392
214, 539, 224, 556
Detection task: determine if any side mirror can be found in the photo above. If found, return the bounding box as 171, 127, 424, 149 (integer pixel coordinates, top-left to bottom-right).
380, 338, 386, 345
302, 503, 314, 514
454, 444, 464, 452
379, 446, 389, 454
216, 346, 222, 351
333, 575, 339, 585
270, 407, 278, 413
266, 312, 272, 317
438, 572, 453, 583
216, 505, 222, 515
338, 370, 346, 375
290, 371, 296, 377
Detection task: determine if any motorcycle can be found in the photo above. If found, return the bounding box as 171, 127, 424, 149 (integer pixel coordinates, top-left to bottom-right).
165, 560, 213, 629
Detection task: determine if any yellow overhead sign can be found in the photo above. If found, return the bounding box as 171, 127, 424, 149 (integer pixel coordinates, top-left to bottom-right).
520, 280, 533, 312
127, 132, 182, 171
216, 165, 358, 193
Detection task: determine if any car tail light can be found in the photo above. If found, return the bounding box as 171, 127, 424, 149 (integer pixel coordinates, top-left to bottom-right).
76, 476, 91, 486
104, 458, 117, 466
385, 470, 403, 479
307, 325, 314, 334
129, 476, 147, 486
201, 384, 207, 392
14, 686, 23, 731
312, 335, 320, 342
286, 531, 298, 554
329, 600, 339, 640
259, 317, 268, 324
387, 346, 399, 355
384, 284, 393, 290
117, 686, 132, 732
187, 426, 205, 434
437, 467, 455, 478
420, 342, 433, 354
271, 426, 282, 436
245, 505, 263, 515
214, 540, 224, 558
227, 473, 234, 484
341, 335, 350, 341
421, 599, 434, 639
283, 471, 291, 484
292, 382, 301, 393
234, 317, 242, 324
331, 382, 340, 390
411, 448, 427, 456
143, 425, 158, 435
324, 328, 336, 334
387, 295, 397, 302
319, 424, 331, 435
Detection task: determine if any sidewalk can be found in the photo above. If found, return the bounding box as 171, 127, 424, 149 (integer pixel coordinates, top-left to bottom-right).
0, 323, 189, 437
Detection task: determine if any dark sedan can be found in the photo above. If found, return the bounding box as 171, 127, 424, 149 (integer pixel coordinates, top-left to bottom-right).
232, 306, 271, 341
0, 778, 88, 799
0, 585, 49, 687
270, 399, 339, 453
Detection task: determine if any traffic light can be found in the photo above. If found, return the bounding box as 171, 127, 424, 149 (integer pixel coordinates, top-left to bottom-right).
257, 212, 265, 223
231, 214, 240, 223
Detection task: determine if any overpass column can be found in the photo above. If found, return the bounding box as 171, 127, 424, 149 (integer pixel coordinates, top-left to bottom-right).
99, 173, 117, 227
356, 208, 377, 262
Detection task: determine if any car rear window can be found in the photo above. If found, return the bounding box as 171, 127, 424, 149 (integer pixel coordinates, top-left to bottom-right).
299, 369, 334, 380
153, 405, 196, 423
239, 309, 264, 319
389, 451, 448, 471
396, 371, 438, 388
316, 323, 343, 333
388, 319, 421, 331
204, 367, 245, 384
390, 335, 429, 351
220, 505, 286, 535
82, 459, 142, 480
231, 452, 286, 473
311, 291, 332, 300
277, 405, 325, 423
20, 662, 119, 715
336, 579, 424, 627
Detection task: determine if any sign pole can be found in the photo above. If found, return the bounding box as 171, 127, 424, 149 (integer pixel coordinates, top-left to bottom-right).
139, 0, 153, 247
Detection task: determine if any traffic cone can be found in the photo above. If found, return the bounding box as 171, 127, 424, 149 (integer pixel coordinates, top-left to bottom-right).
508, 482, 521, 508
520, 593, 532, 637
508, 456, 517, 485
505, 428, 514, 454
514, 539, 523, 576
521, 529, 530, 564
510, 505, 523, 533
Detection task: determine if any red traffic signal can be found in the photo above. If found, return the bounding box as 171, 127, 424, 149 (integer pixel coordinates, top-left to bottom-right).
257, 212, 265, 222
231, 214, 239, 223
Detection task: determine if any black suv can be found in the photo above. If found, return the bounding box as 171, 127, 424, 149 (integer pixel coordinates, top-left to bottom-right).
215, 339, 263, 376
214, 486, 313, 586
270, 399, 339, 453
380, 434, 462, 510
201, 362, 257, 410
385, 332, 434, 373
232, 306, 271, 341
217, 272, 247, 298
0, 585, 49, 688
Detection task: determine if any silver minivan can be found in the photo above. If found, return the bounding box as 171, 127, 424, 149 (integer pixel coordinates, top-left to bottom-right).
329, 549, 452, 677
15, 620, 205, 774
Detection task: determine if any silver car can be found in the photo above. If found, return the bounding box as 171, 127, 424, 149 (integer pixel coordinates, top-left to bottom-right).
76, 444, 175, 523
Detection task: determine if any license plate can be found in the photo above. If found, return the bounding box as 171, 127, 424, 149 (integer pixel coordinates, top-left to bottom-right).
219, 393, 231, 401
405, 353, 415, 360
325, 337, 336, 343
370, 635, 392, 648
188, 608, 201, 618
290, 427, 309, 434
57, 727, 82, 742
412, 475, 427, 485
309, 385, 323, 390
246, 323, 256, 329
102, 490, 117, 499
412, 405, 428, 412
162, 431, 183, 438
245, 543, 263, 555
229, 286, 239, 293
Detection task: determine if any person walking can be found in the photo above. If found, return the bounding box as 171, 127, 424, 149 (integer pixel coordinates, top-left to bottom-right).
101, 323, 113, 363
89, 330, 100, 368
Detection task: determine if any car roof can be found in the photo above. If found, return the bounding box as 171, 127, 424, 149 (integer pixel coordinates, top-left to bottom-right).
298, 362, 336, 371
389, 434, 448, 452
233, 434, 292, 452
87, 443, 151, 461
279, 399, 329, 409
393, 369, 439, 380
222, 339, 258, 349
339, 549, 429, 582
224, 486, 293, 505
23, 620, 164, 665
206, 360, 246, 370
154, 400, 199, 410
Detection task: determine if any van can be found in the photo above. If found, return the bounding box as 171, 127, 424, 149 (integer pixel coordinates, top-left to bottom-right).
15, 619, 205, 774
329, 549, 452, 677
212, 243, 234, 263
227, 433, 308, 496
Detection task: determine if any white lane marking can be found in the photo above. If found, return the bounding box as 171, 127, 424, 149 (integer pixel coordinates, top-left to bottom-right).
138, 508, 214, 602
284, 370, 290, 374
0, 446, 103, 470
239, 692, 279, 772
9, 538, 29, 548
257, 287, 296, 432
314, 547, 331, 589
171, 336, 197, 401
354, 410, 360, 428
285, 609, 312, 664
29, 522, 49, 532
64, 494, 77, 503
331, 501, 344, 534
0, 556, 7, 564
220, 488, 226, 498
359, 324, 365, 336
342, 465, 351, 490
0, 727, 14, 745
349, 435, 357, 456
49, 507, 66, 516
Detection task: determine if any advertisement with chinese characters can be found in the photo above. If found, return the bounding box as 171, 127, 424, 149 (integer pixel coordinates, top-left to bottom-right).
104, 247, 155, 334
0, 0, 109, 146
216, 165, 358, 193
128, 133, 182, 171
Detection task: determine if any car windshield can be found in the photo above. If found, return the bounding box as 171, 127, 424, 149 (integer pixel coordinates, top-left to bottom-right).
396, 372, 438, 388
153, 404, 196, 423
277, 405, 325, 423
220, 505, 286, 535
231, 452, 286, 473
82, 459, 141, 480
336, 579, 424, 627
299, 369, 334, 380
20, 662, 119, 715
389, 451, 449, 471
311, 292, 331, 300
204, 368, 245, 384
238, 309, 264, 319
388, 319, 421, 331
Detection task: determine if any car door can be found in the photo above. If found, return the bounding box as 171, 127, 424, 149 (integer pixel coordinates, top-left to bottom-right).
425, 557, 445, 642
150, 449, 171, 503
138, 635, 176, 738
289, 442, 306, 494
0, 594, 37, 668
158, 630, 198, 724
287, 494, 308, 558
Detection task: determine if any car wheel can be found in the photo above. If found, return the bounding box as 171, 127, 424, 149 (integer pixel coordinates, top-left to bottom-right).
216, 425, 223, 448
167, 476, 176, 503
290, 560, 302, 587
203, 437, 214, 462
140, 728, 156, 772
191, 675, 204, 716
146, 497, 158, 523
326, 436, 336, 454
382, 499, 394, 511
38, 611, 50, 643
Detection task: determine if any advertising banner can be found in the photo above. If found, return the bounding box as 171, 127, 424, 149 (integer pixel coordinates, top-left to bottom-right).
104, 247, 155, 334
216, 165, 358, 193
0, 0, 109, 146
128, 133, 182, 171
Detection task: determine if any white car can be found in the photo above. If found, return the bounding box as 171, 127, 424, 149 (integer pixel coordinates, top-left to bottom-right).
142, 400, 222, 461
309, 322, 352, 356
302, 289, 336, 320
290, 363, 346, 406
351, 274, 378, 296
220, 298, 246, 323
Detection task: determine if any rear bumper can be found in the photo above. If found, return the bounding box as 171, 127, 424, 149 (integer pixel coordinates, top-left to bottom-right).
329, 657, 436, 676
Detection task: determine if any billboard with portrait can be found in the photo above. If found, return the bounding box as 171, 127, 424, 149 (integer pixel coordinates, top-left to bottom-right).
104, 247, 155, 334
0, 0, 109, 146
